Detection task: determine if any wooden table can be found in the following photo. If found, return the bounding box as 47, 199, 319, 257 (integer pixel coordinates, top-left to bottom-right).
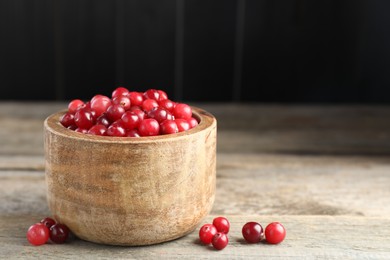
1, 102, 390, 259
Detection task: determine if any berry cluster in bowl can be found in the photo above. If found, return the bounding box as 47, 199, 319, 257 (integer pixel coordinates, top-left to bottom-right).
60, 87, 198, 137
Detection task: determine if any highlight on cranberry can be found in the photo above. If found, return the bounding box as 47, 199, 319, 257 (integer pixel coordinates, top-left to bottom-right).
60, 87, 199, 137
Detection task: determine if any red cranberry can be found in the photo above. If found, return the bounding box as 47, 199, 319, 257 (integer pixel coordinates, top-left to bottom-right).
175, 119, 190, 132
147, 107, 174, 123
40, 217, 56, 229
213, 217, 230, 234
128, 91, 144, 106
130, 108, 146, 121
106, 104, 126, 122
60, 113, 75, 128
112, 95, 131, 111
74, 108, 94, 129
138, 118, 160, 136
27, 223, 49, 246
242, 222, 263, 243
199, 224, 217, 245
160, 120, 178, 134
159, 99, 175, 112
68, 99, 84, 114
90, 95, 111, 117
143, 89, 160, 100
212, 232, 228, 250
173, 103, 192, 119
188, 117, 198, 128
126, 129, 141, 137
107, 120, 126, 137
142, 99, 159, 112
49, 223, 69, 244
88, 125, 108, 136
157, 90, 168, 101
121, 111, 140, 130
96, 114, 111, 128
265, 222, 286, 244
112, 86, 129, 98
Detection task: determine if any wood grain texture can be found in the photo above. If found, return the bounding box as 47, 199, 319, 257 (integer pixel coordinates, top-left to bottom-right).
1, 214, 390, 259
44, 107, 216, 245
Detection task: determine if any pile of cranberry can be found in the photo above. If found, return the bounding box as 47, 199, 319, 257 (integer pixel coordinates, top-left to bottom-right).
26, 217, 70, 246
199, 216, 286, 250
60, 87, 198, 137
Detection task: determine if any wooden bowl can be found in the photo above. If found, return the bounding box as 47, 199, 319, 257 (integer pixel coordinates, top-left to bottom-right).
44, 107, 216, 246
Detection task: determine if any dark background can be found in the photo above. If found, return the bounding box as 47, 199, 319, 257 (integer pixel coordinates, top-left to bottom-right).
1, 0, 390, 103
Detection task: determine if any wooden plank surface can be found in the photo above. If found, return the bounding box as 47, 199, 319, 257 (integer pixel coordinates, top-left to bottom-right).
1, 102, 390, 258
1, 215, 390, 259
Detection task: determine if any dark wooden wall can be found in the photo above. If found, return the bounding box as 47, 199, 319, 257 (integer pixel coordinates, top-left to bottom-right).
1, 0, 390, 103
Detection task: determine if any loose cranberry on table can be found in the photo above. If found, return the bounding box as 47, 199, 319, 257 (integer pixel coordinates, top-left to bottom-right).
27, 223, 49, 246
50, 223, 70, 244
264, 222, 286, 244
198, 216, 230, 250
60, 87, 199, 137
199, 224, 218, 245
213, 216, 230, 234
242, 222, 263, 243
212, 232, 229, 250
40, 217, 56, 229
27, 217, 71, 246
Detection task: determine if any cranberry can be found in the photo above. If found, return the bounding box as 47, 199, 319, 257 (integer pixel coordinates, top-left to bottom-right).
265, 222, 286, 244
112, 86, 129, 98
129, 108, 144, 120
212, 232, 228, 250
61, 88, 198, 137
143, 89, 160, 100
157, 90, 168, 101
160, 120, 178, 134
112, 95, 131, 110
40, 217, 56, 229
49, 223, 69, 244
159, 99, 175, 112
175, 119, 190, 132
213, 217, 230, 234
199, 224, 217, 245
242, 222, 263, 243
173, 103, 192, 119
147, 107, 174, 123
142, 99, 159, 112
74, 108, 94, 129
60, 112, 75, 128
96, 114, 111, 128
90, 95, 111, 117
68, 99, 84, 114
121, 111, 140, 130
138, 118, 160, 136
126, 129, 141, 137
107, 121, 126, 137
188, 117, 198, 129
106, 104, 126, 122
27, 223, 49, 246
88, 125, 107, 136
128, 91, 144, 106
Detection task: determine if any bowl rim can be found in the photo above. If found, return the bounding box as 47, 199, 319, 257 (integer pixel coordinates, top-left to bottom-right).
44, 106, 216, 144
